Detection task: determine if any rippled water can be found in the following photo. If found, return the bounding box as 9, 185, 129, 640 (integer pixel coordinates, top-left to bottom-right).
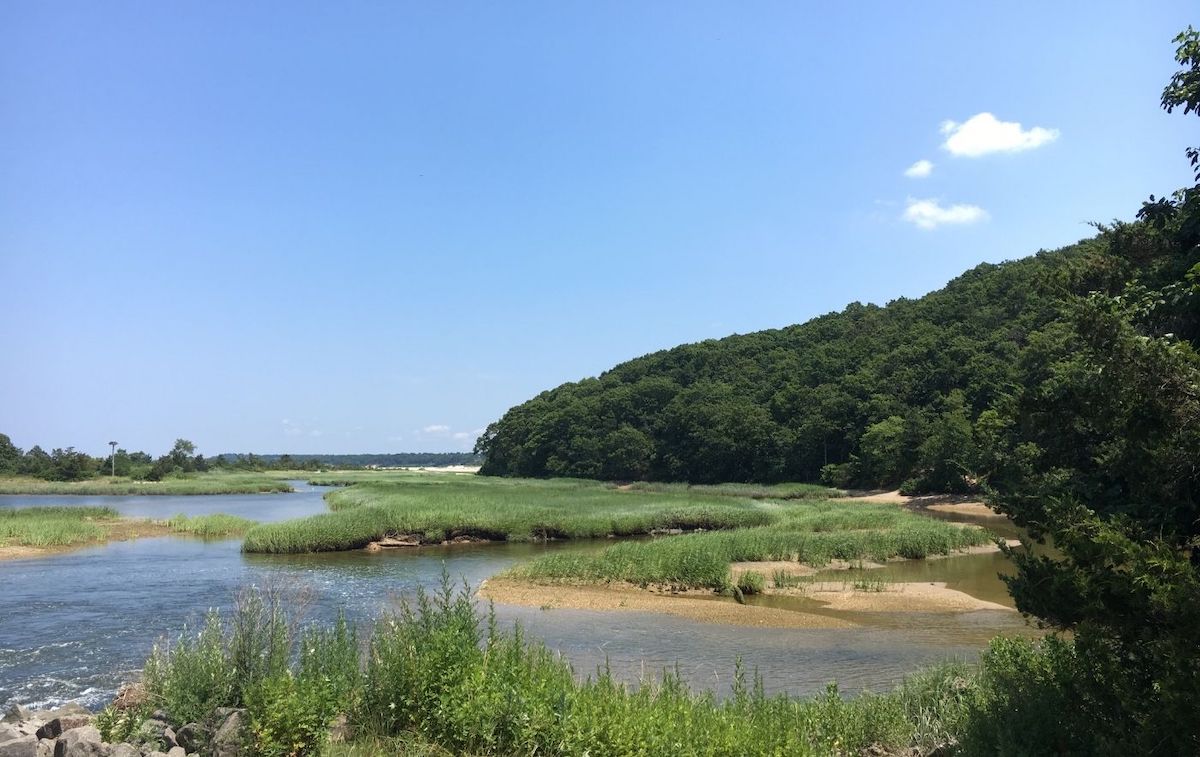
0, 484, 1033, 710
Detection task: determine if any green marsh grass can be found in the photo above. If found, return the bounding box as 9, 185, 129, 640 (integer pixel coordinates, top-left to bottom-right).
618, 480, 844, 499
243, 477, 771, 554
0, 505, 118, 547
165, 513, 257, 538
510, 502, 993, 590
0, 471, 292, 496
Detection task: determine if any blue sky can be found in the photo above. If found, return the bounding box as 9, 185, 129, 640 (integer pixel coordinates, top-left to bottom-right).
2, 2, 1196, 456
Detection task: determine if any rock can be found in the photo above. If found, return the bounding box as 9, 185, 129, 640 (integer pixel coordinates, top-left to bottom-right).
165, 749, 184, 757
210, 710, 243, 757
52, 725, 108, 757
45, 706, 88, 720
173, 723, 205, 753
161, 727, 176, 750
107, 747, 137, 757
2, 705, 33, 725
148, 712, 169, 725
35, 717, 91, 741
0, 737, 36, 757
0, 724, 22, 744
36, 739, 54, 757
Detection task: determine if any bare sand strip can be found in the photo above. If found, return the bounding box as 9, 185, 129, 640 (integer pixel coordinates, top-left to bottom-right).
478, 578, 857, 629
796, 581, 1014, 612
842, 489, 1009, 519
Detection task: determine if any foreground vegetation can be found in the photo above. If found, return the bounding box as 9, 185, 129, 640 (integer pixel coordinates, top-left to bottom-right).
242, 476, 774, 554
120, 579, 1175, 756
0, 471, 293, 495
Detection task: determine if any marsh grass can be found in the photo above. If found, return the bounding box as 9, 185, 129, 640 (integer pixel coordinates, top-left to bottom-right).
243, 477, 771, 554
772, 570, 812, 590
511, 504, 993, 590
618, 481, 845, 500
0, 472, 292, 496
0, 505, 118, 546
165, 513, 257, 538
851, 575, 895, 593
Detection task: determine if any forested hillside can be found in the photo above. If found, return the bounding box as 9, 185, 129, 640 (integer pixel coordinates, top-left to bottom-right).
477, 227, 1194, 492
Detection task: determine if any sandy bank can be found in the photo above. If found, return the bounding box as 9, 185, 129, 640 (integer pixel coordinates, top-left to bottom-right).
478, 578, 857, 629
843, 490, 1005, 518
795, 581, 1014, 613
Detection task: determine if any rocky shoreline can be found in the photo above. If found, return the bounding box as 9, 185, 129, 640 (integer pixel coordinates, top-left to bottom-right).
0, 695, 244, 757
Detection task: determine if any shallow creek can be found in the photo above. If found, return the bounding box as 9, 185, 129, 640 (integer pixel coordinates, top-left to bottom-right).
0, 483, 1033, 710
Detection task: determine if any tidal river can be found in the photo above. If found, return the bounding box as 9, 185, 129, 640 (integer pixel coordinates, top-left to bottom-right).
0, 483, 1030, 711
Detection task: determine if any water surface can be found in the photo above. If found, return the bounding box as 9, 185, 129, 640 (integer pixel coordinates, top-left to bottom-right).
0, 485, 1033, 710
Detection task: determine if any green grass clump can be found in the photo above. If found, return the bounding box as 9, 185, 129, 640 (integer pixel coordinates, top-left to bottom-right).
737, 571, 767, 595
0, 472, 292, 496
0, 505, 118, 547
165, 513, 257, 538
244, 476, 772, 554
512, 503, 993, 590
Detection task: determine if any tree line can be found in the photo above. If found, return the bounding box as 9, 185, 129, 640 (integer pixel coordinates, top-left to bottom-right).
0, 435, 482, 482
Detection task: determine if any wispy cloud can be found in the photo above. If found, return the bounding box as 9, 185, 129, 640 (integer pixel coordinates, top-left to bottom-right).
421, 424, 451, 434
902, 197, 988, 230
940, 113, 1058, 157
904, 159, 934, 178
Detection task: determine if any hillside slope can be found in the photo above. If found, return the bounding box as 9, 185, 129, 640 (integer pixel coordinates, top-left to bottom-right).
476, 220, 1195, 491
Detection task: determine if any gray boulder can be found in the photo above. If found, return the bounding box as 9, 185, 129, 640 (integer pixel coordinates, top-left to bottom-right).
52, 726, 108, 757
173, 723, 205, 754
0, 736, 36, 757
35, 739, 54, 757
107, 746, 137, 757
165, 748, 184, 757
210, 710, 243, 757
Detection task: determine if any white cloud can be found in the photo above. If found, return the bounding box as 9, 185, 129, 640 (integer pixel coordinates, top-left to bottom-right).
940, 113, 1059, 157
902, 198, 989, 230
452, 428, 486, 441
421, 424, 450, 434
904, 159, 934, 178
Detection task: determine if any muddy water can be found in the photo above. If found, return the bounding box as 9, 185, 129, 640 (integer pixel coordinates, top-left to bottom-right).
0, 485, 1034, 710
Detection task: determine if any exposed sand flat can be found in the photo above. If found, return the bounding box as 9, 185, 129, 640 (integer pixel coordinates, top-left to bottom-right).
479, 578, 857, 629
796, 581, 1015, 613
730, 561, 820, 579
843, 490, 1006, 518
926, 502, 1005, 518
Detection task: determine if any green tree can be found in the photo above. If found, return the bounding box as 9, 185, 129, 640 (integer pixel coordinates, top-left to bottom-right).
0, 433, 21, 474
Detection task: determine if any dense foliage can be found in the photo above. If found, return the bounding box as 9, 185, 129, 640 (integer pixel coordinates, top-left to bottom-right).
476, 233, 1146, 490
